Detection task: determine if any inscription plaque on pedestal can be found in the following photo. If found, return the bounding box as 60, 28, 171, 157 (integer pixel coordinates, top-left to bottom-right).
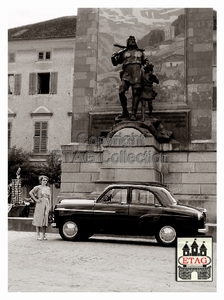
90, 110, 190, 143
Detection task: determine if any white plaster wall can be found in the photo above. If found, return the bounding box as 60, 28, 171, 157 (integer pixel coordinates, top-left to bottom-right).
8, 38, 75, 152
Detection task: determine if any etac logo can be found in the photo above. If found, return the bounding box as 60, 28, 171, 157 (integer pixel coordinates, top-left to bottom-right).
176, 237, 213, 282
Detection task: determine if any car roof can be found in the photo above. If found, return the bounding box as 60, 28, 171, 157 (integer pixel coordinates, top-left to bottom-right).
106, 182, 167, 188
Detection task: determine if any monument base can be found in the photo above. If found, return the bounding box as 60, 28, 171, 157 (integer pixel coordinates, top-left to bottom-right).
89, 109, 190, 143
103, 115, 173, 143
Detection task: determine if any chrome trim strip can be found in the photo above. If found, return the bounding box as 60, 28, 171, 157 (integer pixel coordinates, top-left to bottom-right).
55, 208, 116, 214
94, 210, 116, 214
55, 208, 93, 213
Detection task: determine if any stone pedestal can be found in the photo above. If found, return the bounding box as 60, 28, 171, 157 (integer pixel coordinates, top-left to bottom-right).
59, 120, 171, 202
98, 127, 164, 183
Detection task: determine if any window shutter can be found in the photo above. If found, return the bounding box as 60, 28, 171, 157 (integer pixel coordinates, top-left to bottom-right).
8, 75, 14, 95
14, 74, 21, 95
29, 73, 37, 95
40, 122, 48, 152
9, 53, 15, 63
34, 122, 48, 153
34, 122, 41, 152
50, 72, 58, 94
8, 122, 12, 148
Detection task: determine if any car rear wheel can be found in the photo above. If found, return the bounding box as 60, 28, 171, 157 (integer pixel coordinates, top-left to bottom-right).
155, 224, 177, 246
59, 219, 80, 241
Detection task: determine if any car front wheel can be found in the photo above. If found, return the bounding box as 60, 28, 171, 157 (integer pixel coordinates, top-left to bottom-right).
59, 219, 80, 241
155, 224, 177, 246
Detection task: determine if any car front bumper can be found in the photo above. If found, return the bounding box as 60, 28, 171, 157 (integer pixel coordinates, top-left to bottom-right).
198, 225, 209, 234
51, 222, 57, 228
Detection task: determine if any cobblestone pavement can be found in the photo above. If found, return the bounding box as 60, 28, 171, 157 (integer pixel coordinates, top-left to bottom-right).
8, 231, 217, 293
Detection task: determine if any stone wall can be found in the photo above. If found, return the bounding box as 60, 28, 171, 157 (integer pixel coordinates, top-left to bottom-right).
59, 143, 102, 199
186, 8, 214, 140
164, 150, 216, 223
71, 8, 99, 142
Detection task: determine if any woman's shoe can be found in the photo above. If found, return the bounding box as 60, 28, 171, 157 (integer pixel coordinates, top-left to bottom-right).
43, 235, 47, 240
37, 236, 42, 240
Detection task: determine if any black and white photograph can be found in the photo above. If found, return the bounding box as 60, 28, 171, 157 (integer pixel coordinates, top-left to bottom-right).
5, 0, 222, 296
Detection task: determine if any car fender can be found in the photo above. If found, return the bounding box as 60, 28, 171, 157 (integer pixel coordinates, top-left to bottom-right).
139, 213, 161, 223
139, 211, 193, 230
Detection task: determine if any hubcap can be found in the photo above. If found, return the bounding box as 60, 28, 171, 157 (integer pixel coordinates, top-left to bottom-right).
63, 221, 78, 238
159, 226, 176, 243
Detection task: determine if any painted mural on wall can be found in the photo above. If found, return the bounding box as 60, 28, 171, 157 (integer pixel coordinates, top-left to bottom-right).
96, 8, 185, 109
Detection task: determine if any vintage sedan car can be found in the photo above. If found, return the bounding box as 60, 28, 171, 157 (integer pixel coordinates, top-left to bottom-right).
52, 182, 208, 246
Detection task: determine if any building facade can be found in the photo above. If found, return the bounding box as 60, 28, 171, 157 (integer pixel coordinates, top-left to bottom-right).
8, 16, 76, 156
8, 17, 77, 202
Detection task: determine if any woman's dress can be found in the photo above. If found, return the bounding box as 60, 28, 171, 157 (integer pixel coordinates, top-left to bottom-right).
31, 185, 50, 227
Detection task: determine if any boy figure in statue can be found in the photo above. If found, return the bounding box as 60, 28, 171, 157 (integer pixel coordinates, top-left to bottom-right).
111, 36, 148, 121
140, 62, 159, 122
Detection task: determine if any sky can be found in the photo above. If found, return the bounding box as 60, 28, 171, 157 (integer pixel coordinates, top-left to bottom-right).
7, 0, 78, 29
8, 6, 78, 29
7, 0, 221, 29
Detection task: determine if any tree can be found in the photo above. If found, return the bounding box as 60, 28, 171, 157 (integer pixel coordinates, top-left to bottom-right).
8, 147, 61, 187
45, 151, 61, 188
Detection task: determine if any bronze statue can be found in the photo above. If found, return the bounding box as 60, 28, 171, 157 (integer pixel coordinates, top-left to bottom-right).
140, 62, 159, 122
16, 167, 21, 179
111, 36, 149, 121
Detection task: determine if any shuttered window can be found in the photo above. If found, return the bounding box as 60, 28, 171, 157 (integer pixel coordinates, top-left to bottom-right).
50, 72, 58, 94
34, 122, 48, 153
8, 75, 14, 94
29, 72, 58, 95
9, 53, 15, 63
29, 73, 37, 95
14, 74, 21, 95
8, 74, 21, 95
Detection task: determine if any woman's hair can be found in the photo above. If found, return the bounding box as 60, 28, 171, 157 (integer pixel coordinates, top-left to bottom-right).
39, 175, 49, 184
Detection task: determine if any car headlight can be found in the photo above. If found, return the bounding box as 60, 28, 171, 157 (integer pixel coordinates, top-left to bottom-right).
197, 212, 203, 220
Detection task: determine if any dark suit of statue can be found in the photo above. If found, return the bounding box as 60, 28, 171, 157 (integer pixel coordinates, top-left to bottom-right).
111, 36, 148, 121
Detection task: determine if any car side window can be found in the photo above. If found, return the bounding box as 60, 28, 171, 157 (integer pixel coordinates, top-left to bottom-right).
99, 188, 127, 204
131, 189, 159, 206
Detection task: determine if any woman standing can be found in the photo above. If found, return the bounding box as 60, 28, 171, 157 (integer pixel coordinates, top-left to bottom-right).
29, 175, 51, 240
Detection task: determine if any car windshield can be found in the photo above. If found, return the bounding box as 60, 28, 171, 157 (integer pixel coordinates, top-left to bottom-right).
153, 187, 177, 206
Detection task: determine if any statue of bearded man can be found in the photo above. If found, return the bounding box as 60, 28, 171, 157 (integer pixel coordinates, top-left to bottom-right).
111, 36, 149, 121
